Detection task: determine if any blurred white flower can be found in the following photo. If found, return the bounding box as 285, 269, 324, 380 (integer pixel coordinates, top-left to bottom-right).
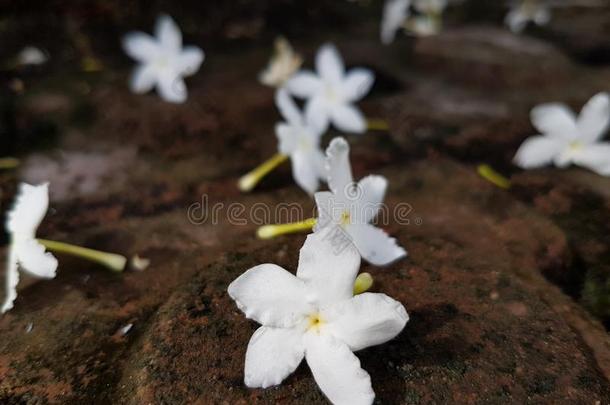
228, 230, 408, 404
404, 15, 441, 36
505, 0, 551, 33
286, 44, 375, 134
514, 92, 610, 176
259, 37, 303, 88
380, 0, 411, 44
413, 0, 448, 15
17, 46, 48, 66
315, 137, 407, 266
275, 89, 326, 195
122, 14, 204, 103
2, 183, 58, 314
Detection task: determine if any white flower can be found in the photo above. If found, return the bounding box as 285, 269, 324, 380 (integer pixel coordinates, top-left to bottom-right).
505, 0, 551, 33
405, 15, 442, 36
514, 92, 610, 176
17, 46, 48, 66
380, 0, 411, 45
285, 44, 375, 135
314, 138, 407, 266
259, 37, 303, 88
276, 89, 326, 195
228, 230, 408, 405
2, 183, 58, 313
122, 14, 204, 103
413, 0, 448, 15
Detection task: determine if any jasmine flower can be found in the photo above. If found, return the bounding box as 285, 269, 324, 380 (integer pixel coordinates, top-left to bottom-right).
259, 37, 303, 88
505, 0, 551, 33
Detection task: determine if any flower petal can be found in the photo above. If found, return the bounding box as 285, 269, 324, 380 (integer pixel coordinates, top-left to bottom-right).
1, 251, 19, 313
346, 223, 407, 266
122, 32, 159, 62
305, 97, 330, 135
285, 71, 322, 99
316, 44, 344, 85
534, 7, 551, 25
381, 0, 410, 44
324, 292, 408, 352
291, 150, 322, 195
296, 230, 361, 308
276, 88, 303, 126
276, 123, 298, 155
530, 103, 578, 140
156, 73, 188, 103
353, 175, 388, 224
16, 239, 58, 278
573, 142, 610, 176
505, 9, 528, 33
513, 135, 566, 169
129, 65, 157, 94
331, 104, 367, 134
325, 137, 354, 195
304, 334, 375, 405
577, 92, 610, 143
314, 191, 341, 229
228, 263, 311, 328
342, 68, 375, 102
244, 326, 305, 389
176, 46, 204, 76
155, 14, 182, 53
7, 183, 50, 239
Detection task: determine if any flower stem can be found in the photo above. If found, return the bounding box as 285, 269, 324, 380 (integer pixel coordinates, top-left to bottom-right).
238, 153, 288, 192
0, 157, 20, 169
37, 239, 126, 272
257, 218, 317, 240
477, 164, 511, 190
354, 273, 374, 295
367, 119, 390, 131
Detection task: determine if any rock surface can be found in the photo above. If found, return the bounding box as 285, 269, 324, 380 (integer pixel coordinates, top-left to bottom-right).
1, 1, 610, 404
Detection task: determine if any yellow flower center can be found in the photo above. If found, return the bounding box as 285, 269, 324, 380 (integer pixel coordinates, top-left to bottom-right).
569, 141, 583, 151
307, 313, 325, 333
340, 211, 351, 226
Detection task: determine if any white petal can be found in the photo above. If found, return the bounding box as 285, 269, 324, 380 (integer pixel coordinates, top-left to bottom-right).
530, 103, 578, 140
573, 143, 610, 176
176, 46, 204, 76
534, 7, 551, 26
122, 32, 159, 62
346, 223, 407, 266
324, 292, 408, 352
1, 250, 19, 313
353, 175, 387, 224
276, 123, 298, 155
505, 9, 528, 33
325, 137, 354, 195
305, 97, 331, 135
316, 44, 345, 85
381, 0, 410, 44
577, 92, 610, 143
129, 65, 157, 94
16, 239, 58, 278
513, 135, 566, 169
276, 88, 303, 126
342, 69, 375, 102
285, 71, 322, 99
156, 73, 187, 103
331, 104, 367, 134
314, 191, 342, 230
155, 14, 182, 53
296, 230, 360, 308
291, 150, 322, 195
7, 183, 50, 238
228, 263, 311, 328
304, 334, 375, 405
244, 326, 305, 388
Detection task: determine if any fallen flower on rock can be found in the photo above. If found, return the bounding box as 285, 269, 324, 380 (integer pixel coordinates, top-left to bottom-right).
514, 92, 610, 176
285, 43, 375, 134
239, 89, 326, 194
122, 14, 204, 103
314, 137, 407, 266
505, 0, 551, 33
228, 230, 408, 405
259, 37, 303, 88
2, 183, 127, 313
381, 0, 411, 44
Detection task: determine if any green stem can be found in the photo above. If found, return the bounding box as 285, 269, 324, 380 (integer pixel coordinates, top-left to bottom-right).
354, 273, 374, 295
238, 153, 289, 192
38, 239, 126, 273
0, 157, 20, 170
477, 164, 511, 190
257, 218, 317, 240
367, 119, 390, 131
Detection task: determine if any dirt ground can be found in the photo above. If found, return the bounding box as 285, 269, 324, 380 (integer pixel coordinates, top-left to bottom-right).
1, 1, 610, 403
